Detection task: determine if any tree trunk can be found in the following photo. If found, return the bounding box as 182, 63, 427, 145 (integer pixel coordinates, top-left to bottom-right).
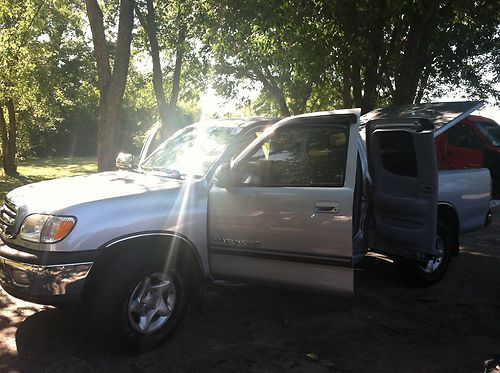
135, 1, 169, 127
341, 60, 353, 109
164, 20, 187, 140
361, 1, 386, 114
136, 0, 184, 141
169, 23, 186, 113
269, 82, 291, 117
393, 0, 439, 105
414, 61, 432, 104
351, 62, 363, 109
86, 0, 134, 172
0, 100, 18, 176
292, 82, 313, 115
338, 0, 358, 110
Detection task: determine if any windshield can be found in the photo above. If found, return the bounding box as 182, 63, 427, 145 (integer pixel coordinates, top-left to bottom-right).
140, 125, 239, 178
475, 121, 500, 147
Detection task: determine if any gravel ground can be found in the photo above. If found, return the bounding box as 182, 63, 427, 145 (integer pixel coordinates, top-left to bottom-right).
1, 213, 499, 373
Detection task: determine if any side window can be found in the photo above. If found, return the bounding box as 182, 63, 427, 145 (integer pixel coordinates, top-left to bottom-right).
230, 128, 267, 162
377, 130, 417, 177
447, 124, 481, 149
236, 125, 349, 187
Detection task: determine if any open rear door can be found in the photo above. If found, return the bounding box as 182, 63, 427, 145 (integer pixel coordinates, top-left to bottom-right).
366, 119, 438, 260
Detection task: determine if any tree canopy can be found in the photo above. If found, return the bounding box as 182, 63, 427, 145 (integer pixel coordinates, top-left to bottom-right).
0, 0, 498, 173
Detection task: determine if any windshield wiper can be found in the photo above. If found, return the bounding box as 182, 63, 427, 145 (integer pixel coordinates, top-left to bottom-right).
143, 167, 183, 179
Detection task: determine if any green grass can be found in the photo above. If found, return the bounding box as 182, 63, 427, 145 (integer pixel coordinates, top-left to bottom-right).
0, 157, 97, 200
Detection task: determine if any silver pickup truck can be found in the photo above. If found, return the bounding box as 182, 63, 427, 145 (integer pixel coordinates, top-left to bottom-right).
0, 102, 492, 352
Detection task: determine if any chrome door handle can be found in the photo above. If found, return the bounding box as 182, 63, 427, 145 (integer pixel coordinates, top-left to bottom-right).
315, 201, 339, 214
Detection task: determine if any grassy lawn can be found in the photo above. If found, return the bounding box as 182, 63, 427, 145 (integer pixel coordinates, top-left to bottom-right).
0, 157, 97, 200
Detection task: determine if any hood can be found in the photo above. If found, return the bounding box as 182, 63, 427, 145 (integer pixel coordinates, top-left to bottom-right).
6, 170, 183, 214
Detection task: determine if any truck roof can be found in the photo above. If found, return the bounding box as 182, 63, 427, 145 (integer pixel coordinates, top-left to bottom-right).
191, 118, 281, 129
360, 101, 484, 137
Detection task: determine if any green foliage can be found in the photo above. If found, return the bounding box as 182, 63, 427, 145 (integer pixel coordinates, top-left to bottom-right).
0, 0, 99, 159
204, 0, 499, 114
1, 0, 499, 165
133, 0, 209, 114
204, 0, 341, 114
425, 0, 500, 101
0, 156, 97, 199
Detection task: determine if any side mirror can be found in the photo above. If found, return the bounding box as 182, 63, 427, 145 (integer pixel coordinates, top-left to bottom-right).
116, 152, 135, 170
214, 162, 237, 188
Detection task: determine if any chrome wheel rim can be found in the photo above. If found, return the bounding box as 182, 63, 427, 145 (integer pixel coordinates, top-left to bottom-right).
127, 272, 176, 334
420, 235, 445, 274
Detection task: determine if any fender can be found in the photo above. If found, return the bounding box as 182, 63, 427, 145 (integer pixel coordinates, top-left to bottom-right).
437, 202, 460, 256
102, 230, 204, 277
83, 231, 205, 302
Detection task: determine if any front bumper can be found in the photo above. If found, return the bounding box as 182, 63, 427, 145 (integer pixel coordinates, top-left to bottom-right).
0, 243, 96, 305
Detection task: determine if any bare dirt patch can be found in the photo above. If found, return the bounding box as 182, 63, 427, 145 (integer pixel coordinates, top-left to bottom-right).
1, 213, 499, 372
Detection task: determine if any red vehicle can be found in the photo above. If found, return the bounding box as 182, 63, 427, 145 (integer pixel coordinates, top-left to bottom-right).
435, 115, 500, 199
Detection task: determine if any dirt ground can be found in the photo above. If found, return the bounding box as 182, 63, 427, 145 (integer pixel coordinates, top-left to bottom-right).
1, 213, 499, 373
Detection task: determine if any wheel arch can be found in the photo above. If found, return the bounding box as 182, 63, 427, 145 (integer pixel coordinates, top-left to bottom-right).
437, 202, 460, 256
83, 232, 204, 302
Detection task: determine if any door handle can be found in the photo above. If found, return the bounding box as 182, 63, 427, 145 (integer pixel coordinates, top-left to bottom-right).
315, 201, 339, 214
420, 183, 434, 194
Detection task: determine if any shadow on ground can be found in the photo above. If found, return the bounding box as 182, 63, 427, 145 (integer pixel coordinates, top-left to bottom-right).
1, 214, 499, 372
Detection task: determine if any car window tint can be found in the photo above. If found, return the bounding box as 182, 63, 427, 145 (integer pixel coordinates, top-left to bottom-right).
237, 125, 349, 187
378, 130, 418, 177
448, 124, 481, 149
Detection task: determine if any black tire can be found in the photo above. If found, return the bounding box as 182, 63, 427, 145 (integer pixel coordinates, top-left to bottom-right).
395, 221, 453, 287
90, 249, 191, 353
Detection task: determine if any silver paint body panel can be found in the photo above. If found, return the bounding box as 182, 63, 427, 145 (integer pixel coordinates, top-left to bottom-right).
3, 172, 212, 271
438, 168, 492, 233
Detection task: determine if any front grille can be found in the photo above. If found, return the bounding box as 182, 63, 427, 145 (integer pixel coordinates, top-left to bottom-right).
0, 198, 17, 239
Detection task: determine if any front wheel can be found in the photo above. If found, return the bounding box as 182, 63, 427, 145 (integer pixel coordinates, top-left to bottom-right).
91, 250, 190, 353
396, 221, 453, 287
127, 271, 178, 335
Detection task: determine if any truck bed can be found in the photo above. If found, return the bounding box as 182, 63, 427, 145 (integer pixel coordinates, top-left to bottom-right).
438, 168, 491, 234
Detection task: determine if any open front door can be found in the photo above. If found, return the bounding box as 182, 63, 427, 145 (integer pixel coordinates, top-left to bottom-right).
208, 111, 360, 296
367, 119, 438, 260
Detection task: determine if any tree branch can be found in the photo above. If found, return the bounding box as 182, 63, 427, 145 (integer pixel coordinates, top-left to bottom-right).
254, 68, 291, 116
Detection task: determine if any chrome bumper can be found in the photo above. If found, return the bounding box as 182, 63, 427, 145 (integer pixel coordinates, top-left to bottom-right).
0, 255, 93, 300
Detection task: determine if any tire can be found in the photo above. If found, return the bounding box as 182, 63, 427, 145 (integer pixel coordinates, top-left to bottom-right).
395, 221, 453, 287
90, 249, 191, 353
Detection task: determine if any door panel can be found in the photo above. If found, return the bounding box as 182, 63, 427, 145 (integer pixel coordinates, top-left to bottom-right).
208, 254, 353, 296
208, 112, 360, 295
368, 126, 438, 259
209, 187, 354, 258
445, 145, 483, 169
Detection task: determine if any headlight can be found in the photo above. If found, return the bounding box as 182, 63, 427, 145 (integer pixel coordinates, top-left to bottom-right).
20, 214, 76, 243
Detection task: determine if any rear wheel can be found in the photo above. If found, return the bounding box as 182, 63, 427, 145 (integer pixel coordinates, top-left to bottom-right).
91, 250, 191, 353
396, 221, 452, 286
